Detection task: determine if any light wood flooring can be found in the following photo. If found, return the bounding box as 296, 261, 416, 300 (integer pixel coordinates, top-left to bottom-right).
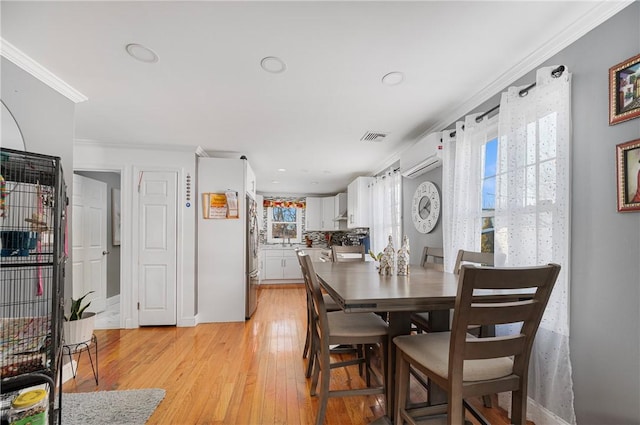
62, 285, 530, 425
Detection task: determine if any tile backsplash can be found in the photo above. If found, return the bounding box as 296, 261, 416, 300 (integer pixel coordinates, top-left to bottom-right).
259, 196, 368, 248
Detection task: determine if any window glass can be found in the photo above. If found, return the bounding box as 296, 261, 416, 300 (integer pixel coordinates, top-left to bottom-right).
267, 206, 301, 243
481, 137, 497, 253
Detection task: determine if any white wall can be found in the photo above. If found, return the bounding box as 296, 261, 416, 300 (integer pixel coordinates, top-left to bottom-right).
1, 57, 75, 298
74, 141, 198, 327
402, 167, 444, 266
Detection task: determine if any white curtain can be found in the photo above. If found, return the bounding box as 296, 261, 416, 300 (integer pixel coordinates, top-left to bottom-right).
369, 170, 402, 256
494, 65, 575, 424
442, 116, 494, 273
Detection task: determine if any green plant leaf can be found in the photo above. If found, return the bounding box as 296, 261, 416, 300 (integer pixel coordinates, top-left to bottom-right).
67, 291, 95, 321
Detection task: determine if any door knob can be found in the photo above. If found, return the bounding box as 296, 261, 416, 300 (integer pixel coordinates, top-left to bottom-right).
102, 250, 110, 255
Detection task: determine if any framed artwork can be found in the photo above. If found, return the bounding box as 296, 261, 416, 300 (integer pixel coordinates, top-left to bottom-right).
111, 188, 121, 245
616, 139, 640, 212
609, 53, 640, 125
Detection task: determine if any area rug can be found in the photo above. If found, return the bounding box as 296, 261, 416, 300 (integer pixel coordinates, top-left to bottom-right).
61, 388, 166, 425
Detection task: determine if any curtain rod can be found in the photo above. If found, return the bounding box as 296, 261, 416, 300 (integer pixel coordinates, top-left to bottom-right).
448, 65, 565, 138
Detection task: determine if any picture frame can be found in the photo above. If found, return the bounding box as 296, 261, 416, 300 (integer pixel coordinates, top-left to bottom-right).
616, 139, 640, 212
111, 188, 121, 245
609, 53, 640, 125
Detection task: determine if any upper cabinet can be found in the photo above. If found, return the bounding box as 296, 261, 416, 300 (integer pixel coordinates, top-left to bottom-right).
334, 193, 347, 230
245, 160, 256, 199
347, 177, 374, 229
305, 197, 323, 230
305, 193, 346, 231
256, 194, 264, 230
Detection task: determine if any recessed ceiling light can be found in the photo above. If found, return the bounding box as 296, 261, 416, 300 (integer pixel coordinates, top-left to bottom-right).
271, 180, 279, 184
311, 181, 319, 185
277, 168, 287, 172
382, 71, 404, 86
126, 43, 159, 63
261, 56, 287, 74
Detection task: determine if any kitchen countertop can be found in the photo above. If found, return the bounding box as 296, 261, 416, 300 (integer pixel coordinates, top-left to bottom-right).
261, 244, 329, 250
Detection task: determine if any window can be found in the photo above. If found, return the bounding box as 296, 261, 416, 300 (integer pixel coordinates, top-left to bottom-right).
267, 206, 302, 244
481, 137, 498, 253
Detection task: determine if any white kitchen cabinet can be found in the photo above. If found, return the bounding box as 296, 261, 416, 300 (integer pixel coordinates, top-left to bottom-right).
321, 197, 336, 230
347, 177, 374, 228
256, 194, 264, 230
334, 192, 347, 230
262, 249, 303, 282
306, 195, 343, 230
305, 197, 323, 230
245, 161, 256, 199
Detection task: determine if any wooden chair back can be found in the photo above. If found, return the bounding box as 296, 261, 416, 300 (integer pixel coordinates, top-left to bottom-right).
453, 249, 494, 274
420, 246, 444, 269
331, 245, 365, 262
449, 263, 561, 418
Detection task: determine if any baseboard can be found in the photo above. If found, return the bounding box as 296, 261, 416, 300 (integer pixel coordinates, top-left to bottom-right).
61, 359, 77, 384
178, 316, 197, 327
498, 393, 570, 425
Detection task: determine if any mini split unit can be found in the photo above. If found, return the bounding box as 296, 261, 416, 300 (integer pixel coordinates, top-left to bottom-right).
400, 132, 443, 178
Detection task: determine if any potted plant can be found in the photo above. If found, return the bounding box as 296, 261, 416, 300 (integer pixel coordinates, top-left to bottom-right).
62, 291, 96, 346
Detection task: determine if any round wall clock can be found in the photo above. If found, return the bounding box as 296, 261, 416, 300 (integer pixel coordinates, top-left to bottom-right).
411, 181, 440, 234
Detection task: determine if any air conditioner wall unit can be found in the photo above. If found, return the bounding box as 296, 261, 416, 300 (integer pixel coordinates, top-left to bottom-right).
400, 132, 443, 179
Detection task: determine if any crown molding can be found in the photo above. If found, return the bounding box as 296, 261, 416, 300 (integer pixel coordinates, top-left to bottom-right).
75, 139, 202, 154
1, 38, 88, 103
424, 1, 634, 136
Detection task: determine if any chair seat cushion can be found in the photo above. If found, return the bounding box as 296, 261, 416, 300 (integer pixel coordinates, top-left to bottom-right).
393, 332, 513, 382
328, 311, 388, 337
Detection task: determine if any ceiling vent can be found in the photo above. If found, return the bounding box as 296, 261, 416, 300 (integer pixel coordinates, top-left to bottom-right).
360, 131, 388, 142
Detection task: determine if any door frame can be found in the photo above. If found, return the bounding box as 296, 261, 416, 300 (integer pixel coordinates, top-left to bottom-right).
73, 167, 124, 327
131, 166, 182, 328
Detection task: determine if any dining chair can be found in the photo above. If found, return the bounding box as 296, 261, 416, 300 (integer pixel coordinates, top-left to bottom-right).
394, 263, 561, 425
331, 245, 365, 262
412, 247, 446, 333
420, 246, 444, 269
298, 253, 389, 425
294, 248, 342, 378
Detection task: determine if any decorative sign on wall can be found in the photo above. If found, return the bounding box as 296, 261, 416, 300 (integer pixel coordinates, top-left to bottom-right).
616, 138, 640, 212
609, 53, 640, 125
202, 190, 239, 219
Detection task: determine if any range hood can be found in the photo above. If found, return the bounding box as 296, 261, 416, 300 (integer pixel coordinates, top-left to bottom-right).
333, 211, 347, 221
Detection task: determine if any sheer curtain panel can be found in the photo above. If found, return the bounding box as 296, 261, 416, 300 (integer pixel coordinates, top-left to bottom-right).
443, 115, 493, 273
494, 65, 575, 424
369, 170, 402, 256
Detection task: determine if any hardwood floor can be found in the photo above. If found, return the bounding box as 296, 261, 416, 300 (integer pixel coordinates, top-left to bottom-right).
62, 285, 529, 424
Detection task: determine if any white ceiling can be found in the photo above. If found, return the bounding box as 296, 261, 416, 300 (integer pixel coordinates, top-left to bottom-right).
0, 1, 629, 195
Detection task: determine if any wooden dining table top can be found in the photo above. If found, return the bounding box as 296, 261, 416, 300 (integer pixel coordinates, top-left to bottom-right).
313, 261, 533, 314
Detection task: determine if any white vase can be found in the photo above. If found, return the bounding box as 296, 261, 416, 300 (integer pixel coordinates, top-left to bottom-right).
62, 312, 96, 345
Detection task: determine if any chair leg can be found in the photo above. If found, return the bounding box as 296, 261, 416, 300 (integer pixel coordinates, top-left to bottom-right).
315, 350, 331, 425
303, 318, 311, 359
482, 394, 492, 408
511, 389, 527, 425
447, 399, 465, 425
394, 350, 410, 425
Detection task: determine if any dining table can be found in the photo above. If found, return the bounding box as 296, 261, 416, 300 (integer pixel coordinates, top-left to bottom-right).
313, 260, 534, 421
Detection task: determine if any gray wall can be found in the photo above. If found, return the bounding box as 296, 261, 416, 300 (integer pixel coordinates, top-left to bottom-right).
1, 57, 76, 299
403, 4, 640, 423
74, 171, 121, 299
402, 167, 443, 266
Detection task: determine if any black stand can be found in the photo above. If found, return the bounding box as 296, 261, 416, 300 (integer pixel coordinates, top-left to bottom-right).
62, 334, 98, 385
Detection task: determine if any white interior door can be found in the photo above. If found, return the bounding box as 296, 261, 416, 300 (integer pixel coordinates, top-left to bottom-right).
72, 174, 108, 313
138, 171, 177, 326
